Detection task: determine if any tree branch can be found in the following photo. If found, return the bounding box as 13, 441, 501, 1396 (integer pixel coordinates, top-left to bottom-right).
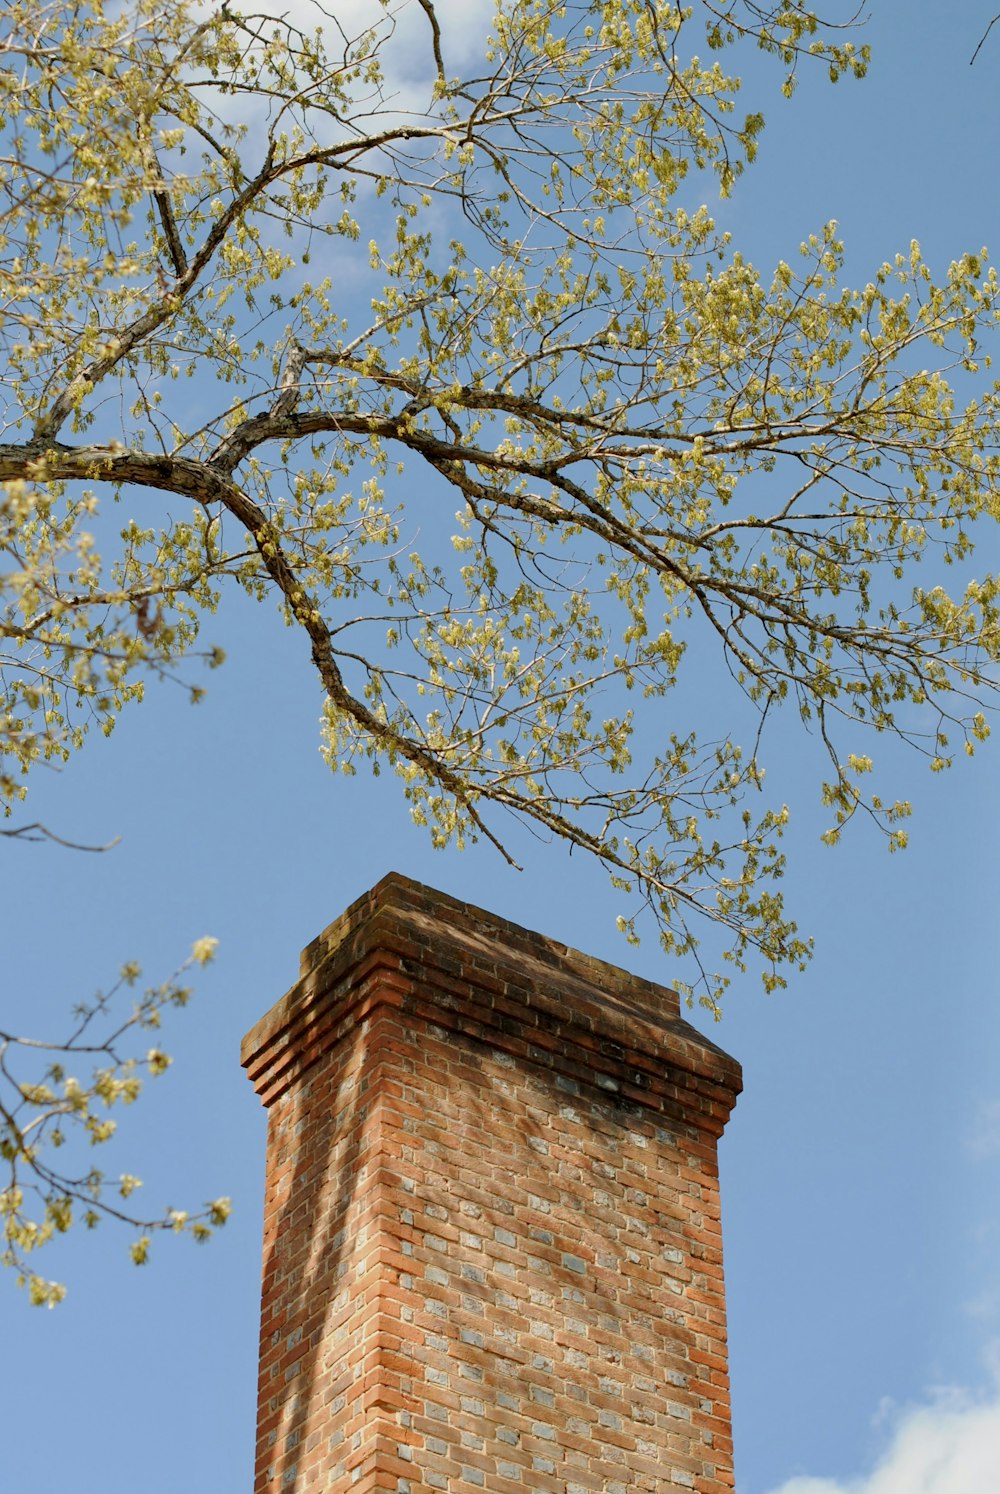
0, 822, 121, 852
971, 13, 999, 64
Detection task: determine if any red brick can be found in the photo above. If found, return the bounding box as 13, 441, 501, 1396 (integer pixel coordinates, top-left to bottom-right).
243, 874, 741, 1493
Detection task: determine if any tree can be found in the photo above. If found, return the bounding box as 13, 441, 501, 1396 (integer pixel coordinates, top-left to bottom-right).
2, 0, 999, 1297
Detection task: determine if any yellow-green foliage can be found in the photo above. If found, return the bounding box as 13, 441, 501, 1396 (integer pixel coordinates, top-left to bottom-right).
0, 4, 997, 1183
0, 938, 228, 1306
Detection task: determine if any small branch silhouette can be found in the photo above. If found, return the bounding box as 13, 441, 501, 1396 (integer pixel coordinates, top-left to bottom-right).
0, 822, 121, 852
971, 14, 999, 64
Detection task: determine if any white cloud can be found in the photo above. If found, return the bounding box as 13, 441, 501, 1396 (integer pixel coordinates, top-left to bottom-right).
186, 0, 493, 155
236, 0, 491, 103
321, 0, 492, 75
964, 1284, 1000, 1323
762, 1373, 1000, 1494
966, 1098, 1000, 1160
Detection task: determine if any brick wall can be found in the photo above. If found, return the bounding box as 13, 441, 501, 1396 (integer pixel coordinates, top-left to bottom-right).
242, 873, 742, 1494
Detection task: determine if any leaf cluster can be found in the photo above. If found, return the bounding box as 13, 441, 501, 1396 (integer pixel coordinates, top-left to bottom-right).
0, 938, 228, 1306
0, 0, 996, 1032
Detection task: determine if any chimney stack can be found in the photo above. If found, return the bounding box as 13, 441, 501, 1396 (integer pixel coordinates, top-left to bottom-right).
242, 874, 742, 1493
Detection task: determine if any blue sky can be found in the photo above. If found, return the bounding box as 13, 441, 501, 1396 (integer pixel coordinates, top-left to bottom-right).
4, 4, 1000, 1492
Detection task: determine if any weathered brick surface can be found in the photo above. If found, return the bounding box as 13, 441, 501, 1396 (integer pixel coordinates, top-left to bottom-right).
243, 873, 742, 1494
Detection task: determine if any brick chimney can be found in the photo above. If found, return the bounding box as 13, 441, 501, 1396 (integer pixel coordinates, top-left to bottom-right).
242, 873, 742, 1494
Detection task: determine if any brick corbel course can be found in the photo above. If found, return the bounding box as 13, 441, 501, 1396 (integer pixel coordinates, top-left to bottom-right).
243, 872, 742, 1494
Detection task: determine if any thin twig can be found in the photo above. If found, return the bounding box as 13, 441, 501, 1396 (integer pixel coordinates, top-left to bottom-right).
415, 0, 445, 87
971, 13, 999, 64
0, 822, 121, 852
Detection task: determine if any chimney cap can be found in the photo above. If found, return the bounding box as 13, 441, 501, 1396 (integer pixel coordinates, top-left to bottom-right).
241, 871, 742, 1118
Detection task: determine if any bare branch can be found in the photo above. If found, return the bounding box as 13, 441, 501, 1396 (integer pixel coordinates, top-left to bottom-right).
415, 0, 446, 88
971, 13, 999, 63
0, 822, 121, 852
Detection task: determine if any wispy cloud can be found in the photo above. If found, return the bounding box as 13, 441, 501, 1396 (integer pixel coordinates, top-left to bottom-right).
183, 0, 490, 129
964, 1285, 1000, 1322
761, 1364, 1000, 1494
966, 1098, 1000, 1160
323, 0, 492, 77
